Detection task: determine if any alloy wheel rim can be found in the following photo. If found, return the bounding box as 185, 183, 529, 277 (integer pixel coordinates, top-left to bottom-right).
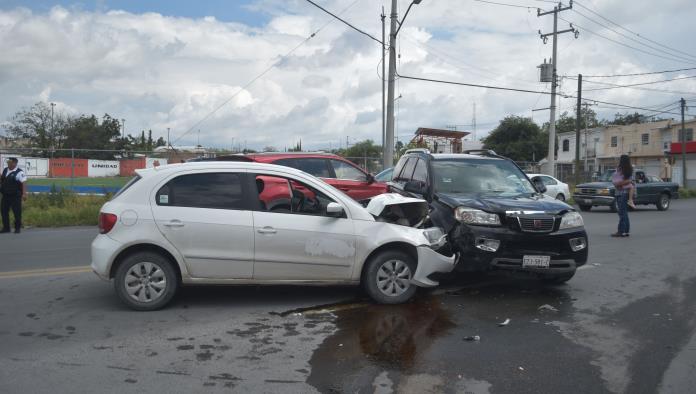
662, 196, 669, 208
124, 262, 167, 303
376, 259, 412, 297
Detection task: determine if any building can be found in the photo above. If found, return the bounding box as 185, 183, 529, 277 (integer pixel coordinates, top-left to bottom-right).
598, 120, 674, 178
410, 128, 469, 153
556, 127, 606, 175
667, 118, 696, 188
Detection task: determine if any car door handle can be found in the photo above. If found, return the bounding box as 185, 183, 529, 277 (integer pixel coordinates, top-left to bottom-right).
163, 220, 185, 228
257, 226, 277, 234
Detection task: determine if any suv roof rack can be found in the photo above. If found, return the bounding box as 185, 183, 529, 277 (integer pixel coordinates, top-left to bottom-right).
404, 148, 430, 155
462, 149, 502, 158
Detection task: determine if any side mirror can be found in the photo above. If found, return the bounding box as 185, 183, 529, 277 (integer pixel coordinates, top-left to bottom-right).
366, 173, 375, 184
531, 177, 547, 194
326, 202, 344, 217
404, 180, 427, 195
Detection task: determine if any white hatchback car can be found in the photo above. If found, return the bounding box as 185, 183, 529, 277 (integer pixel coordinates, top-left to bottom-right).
92, 162, 456, 310
527, 173, 571, 201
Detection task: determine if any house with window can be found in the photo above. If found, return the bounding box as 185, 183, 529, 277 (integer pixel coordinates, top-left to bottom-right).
556, 127, 606, 175
666, 118, 696, 187
599, 120, 673, 177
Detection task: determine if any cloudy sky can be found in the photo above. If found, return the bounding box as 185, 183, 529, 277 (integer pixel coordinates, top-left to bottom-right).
1, 0, 696, 151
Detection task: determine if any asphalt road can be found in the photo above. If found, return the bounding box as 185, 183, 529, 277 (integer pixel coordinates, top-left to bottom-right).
1, 200, 695, 393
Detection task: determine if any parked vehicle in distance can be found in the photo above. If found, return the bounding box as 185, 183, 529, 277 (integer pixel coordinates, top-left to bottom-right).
92, 162, 455, 310
526, 173, 570, 201
389, 149, 588, 284
574, 169, 679, 212
204, 152, 388, 202
374, 167, 393, 182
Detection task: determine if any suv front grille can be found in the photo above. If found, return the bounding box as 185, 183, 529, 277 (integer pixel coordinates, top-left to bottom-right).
578, 188, 596, 195
517, 217, 555, 233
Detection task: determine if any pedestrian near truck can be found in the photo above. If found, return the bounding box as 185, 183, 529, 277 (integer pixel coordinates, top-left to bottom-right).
611, 154, 633, 238
0, 157, 27, 234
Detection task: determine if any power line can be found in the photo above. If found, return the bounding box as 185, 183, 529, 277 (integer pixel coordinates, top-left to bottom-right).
396, 72, 684, 116
172, 0, 361, 145
583, 67, 696, 78
574, 0, 696, 61
582, 75, 696, 92
303, 0, 383, 46
473, 0, 536, 9
559, 17, 696, 65
570, 8, 696, 63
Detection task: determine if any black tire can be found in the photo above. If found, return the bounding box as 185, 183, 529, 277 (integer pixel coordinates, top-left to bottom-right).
114, 252, 178, 311
656, 193, 670, 211
542, 271, 576, 285
578, 204, 591, 212
362, 250, 417, 304
556, 193, 565, 201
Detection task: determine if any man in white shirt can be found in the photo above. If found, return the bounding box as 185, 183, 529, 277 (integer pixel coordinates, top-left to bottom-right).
1, 157, 28, 233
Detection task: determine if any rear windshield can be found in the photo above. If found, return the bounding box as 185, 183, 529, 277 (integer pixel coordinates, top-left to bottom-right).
432, 159, 536, 196
111, 175, 141, 200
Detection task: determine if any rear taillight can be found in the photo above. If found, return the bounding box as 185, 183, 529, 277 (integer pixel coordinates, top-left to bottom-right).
99, 213, 118, 234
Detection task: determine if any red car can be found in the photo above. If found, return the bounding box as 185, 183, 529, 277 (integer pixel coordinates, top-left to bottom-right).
214, 153, 388, 202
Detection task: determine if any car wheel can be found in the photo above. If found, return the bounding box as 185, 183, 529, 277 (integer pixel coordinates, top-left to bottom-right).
555, 193, 565, 201
363, 250, 417, 304
656, 193, 670, 211
578, 204, 591, 212
542, 271, 576, 285
114, 252, 178, 311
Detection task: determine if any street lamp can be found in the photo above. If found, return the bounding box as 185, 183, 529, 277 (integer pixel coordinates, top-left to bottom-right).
384, 0, 423, 169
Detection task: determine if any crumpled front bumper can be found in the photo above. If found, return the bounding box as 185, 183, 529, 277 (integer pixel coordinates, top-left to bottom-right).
411, 246, 456, 287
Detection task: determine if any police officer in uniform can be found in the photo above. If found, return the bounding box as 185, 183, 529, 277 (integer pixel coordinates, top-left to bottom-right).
1, 157, 27, 233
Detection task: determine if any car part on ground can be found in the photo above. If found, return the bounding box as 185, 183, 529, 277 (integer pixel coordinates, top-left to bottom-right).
92, 162, 455, 310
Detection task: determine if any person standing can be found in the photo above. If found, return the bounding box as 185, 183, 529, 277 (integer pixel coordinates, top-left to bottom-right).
1, 157, 28, 234
611, 154, 633, 238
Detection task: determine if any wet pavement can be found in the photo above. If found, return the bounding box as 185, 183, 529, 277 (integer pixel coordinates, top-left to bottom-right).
1, 199, 696, 393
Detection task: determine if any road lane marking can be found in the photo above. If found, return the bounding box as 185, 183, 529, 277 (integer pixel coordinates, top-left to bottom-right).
0, 265, 92, 279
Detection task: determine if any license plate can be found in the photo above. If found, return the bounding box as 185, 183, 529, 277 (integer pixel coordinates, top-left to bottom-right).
523, 255, 550, 268
584, 199, 593, 205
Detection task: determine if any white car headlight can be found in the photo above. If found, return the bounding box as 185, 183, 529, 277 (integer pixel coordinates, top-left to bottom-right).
559, 211, 584, 229
422, 227, 446, 248
454, 207, 501, 226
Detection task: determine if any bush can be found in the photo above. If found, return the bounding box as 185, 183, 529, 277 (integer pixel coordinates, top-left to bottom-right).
23, 189, 108, 227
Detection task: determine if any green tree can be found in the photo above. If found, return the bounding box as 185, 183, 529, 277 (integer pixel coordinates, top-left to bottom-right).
483, 116, 548, 162
61, 114, 122, 159
609, 112, 645, 125
155, 136, 166, 147
6, 102, 68, 153
147, 130, 154, 151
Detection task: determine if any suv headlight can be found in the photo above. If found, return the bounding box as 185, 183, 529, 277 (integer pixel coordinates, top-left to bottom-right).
559, 211, 584, 229
454, 207, 501, 226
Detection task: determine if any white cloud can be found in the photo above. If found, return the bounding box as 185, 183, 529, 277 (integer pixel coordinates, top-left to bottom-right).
1, 1, 695, 150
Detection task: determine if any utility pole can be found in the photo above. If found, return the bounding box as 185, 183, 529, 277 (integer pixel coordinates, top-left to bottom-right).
472, 102, 477, 141
167, 127, 170, 148
381, 7, 386, 162
575, 74, 582, 186
50, 102, 55, 178
384, 0, 398, 169
583, 102, 596, 172
121, 119, 126, 140
538, 1, 578, 177
681, 97, 687, 188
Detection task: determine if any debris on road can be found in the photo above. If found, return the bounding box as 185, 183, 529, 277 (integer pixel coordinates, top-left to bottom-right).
518, 367, 525, 371
538, 304, 559, 312
498, 318, 510, 327
463, 335, 481, 341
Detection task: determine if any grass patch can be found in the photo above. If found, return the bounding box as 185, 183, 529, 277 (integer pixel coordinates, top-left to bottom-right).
29, 176, 132, 188
682, 189, 696, 198
22, 189, 108, 227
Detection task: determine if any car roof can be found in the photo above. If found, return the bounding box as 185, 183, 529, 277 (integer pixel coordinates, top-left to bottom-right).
244, 152, 342, 162
135, 161, 311, 178
429, 153, 504, 160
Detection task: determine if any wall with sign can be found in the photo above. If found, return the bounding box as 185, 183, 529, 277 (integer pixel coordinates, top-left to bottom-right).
50, 158, 88, 177
88, 160, 120, 177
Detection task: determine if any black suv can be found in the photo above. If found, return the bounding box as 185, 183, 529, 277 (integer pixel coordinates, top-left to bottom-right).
388, 149, 588, 283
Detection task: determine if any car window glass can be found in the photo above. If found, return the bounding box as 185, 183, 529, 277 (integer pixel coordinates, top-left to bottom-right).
392, 157, 408, 181
432, 159, 536, 195
253, 174, 337, 216
294, 158, 332, 178
156, 173, 245, 210
273, 158, 298, 169
542, 176, 557, 186
331, 159, 366, 181
397, 157, 417, 181
412, 159, 428, 184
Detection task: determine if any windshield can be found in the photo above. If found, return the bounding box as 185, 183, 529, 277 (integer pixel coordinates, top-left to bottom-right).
432, 159, 536, 196
597, 169, 616, 182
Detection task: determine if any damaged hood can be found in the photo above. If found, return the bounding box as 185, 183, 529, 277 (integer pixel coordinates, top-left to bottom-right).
436, 192, 573, 215
366, 193, 430, 227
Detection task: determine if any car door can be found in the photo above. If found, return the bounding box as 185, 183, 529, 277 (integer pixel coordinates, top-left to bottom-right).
327, 159, 384, 201
633, 171, 651, 203
151, 171, 255, 279
250, 173, 356, 280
